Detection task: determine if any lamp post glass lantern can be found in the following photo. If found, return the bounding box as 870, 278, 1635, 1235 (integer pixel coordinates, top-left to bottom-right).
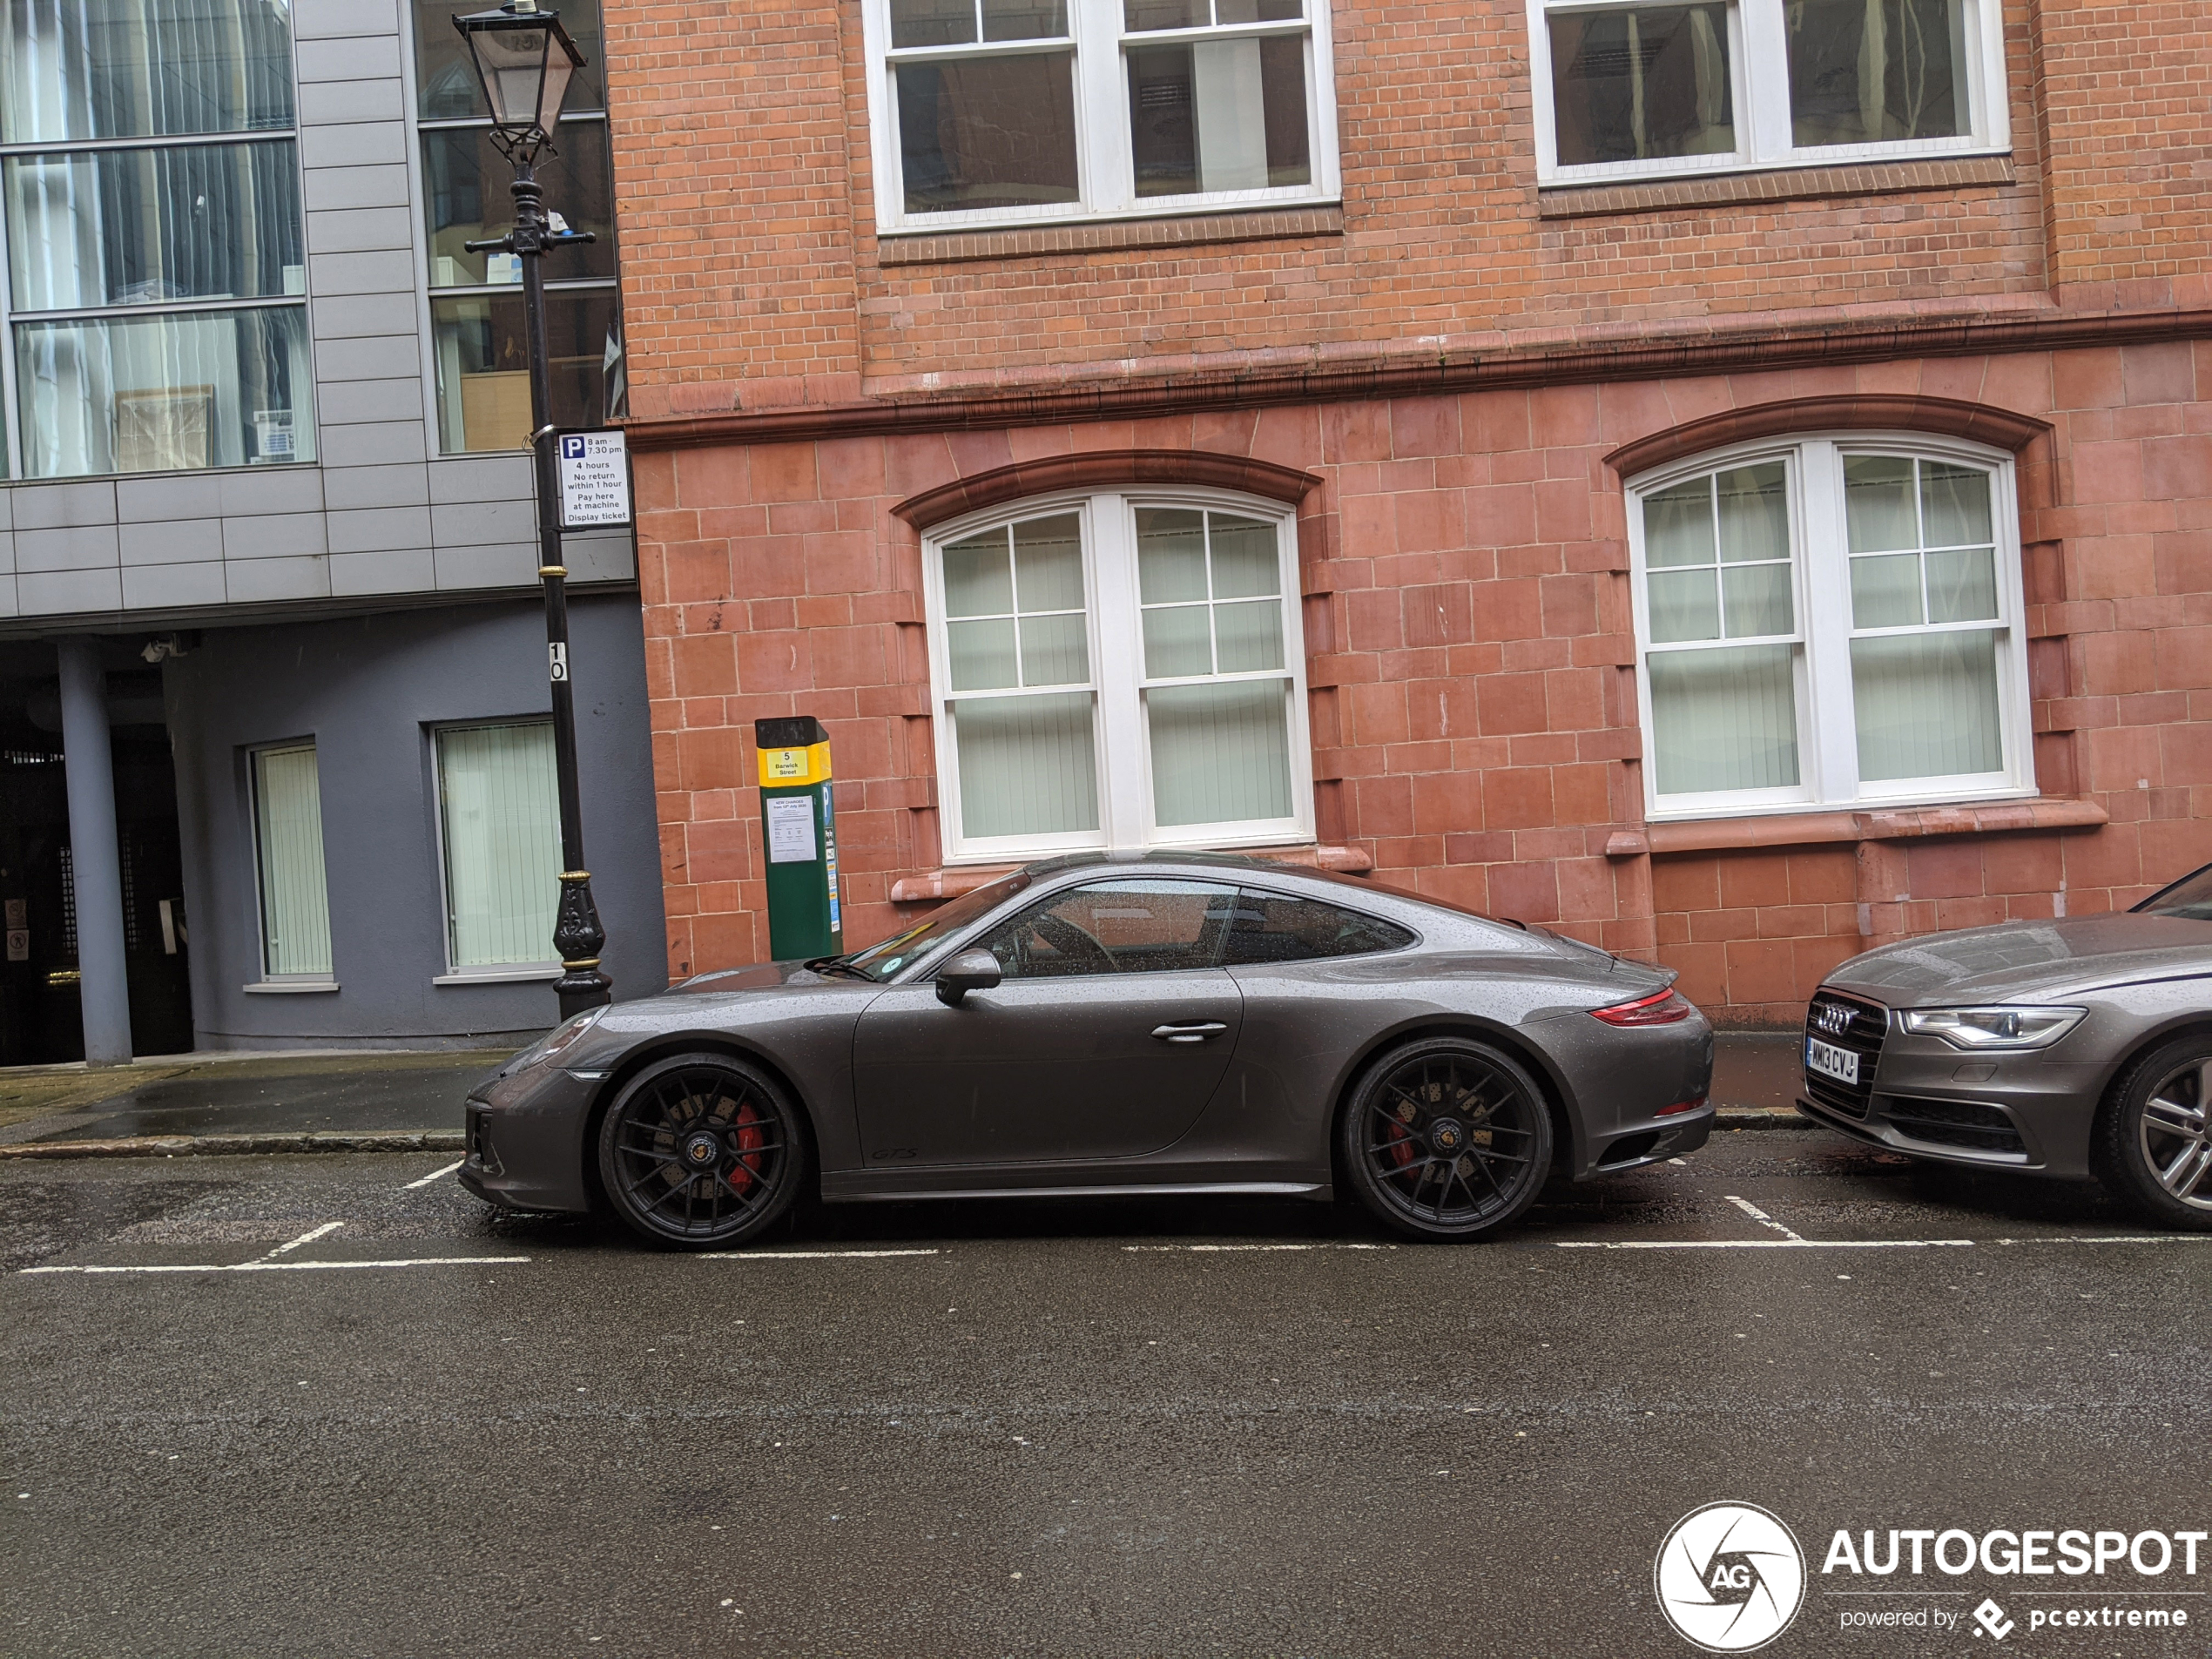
454, 0, 612, 1019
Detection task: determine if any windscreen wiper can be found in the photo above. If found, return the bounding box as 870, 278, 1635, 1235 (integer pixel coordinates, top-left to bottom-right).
802, 954, 873, 981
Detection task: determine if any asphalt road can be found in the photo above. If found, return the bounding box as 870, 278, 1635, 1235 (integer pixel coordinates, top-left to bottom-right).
3, 1130, 2207, 1659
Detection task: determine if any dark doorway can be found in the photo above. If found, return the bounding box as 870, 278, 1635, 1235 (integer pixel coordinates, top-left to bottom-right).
0, 649, 194, 1066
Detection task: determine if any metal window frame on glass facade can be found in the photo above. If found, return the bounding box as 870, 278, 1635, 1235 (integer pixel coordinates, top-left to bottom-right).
1627, 432, 2033, 821
921, 487, 1315, 864
0, 0, 316, 481
403, 0, 624, 455
860, 0, 1342, 235
1525, 0, 2010, 186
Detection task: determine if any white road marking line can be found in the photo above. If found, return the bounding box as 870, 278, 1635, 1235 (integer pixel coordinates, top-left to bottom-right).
1997, 1234, 2212, 1246
1725, 1196, 1804, 1242
21, 1256, 531, 1275
1123, 1243, 1396, 1252
696, 1248, 943, 1260
1555, 1238, 1974, 1250
402, 1160, 465, 1190
266, 1221, 344, 1258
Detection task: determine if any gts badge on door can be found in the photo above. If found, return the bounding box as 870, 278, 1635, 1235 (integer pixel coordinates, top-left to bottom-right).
870, 1148, 918, 1160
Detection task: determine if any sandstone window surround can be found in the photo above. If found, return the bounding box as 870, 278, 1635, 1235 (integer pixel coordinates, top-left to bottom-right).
1526, 0, 2011, 188
1627, 433, 2033, 823
920, 487, 1316, 864
860, 0, 1342, 237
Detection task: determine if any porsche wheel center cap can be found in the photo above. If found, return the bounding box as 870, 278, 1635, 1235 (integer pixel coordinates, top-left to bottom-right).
1429, 1118, 1466, 1154
682, 1131, 720, 1167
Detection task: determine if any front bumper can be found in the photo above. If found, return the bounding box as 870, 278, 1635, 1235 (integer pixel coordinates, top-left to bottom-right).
1797, 995, 2113, 1178
457, 1062, 605, 1214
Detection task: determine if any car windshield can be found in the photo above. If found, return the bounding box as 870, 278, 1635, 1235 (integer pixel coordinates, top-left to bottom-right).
838, 871, 1033, 981
2134, 863, 2212, 921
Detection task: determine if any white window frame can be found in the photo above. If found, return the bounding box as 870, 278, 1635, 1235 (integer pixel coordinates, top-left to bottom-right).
860, 0, 1342, 236
922, 487, 1316, 863
1527, 0, 2010, 187
1627, 432, 2033, 822
428, 718, 563, 983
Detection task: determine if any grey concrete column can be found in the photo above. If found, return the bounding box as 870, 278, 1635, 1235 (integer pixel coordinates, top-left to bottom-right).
57, 640, 132, 1066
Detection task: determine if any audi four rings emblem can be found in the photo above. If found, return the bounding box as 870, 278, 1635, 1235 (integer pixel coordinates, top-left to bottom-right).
1813, 1002, 1851, 1035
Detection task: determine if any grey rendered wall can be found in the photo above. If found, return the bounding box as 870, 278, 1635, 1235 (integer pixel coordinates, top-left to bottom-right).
166, 594, 667, 1046
0, 0, 633, 626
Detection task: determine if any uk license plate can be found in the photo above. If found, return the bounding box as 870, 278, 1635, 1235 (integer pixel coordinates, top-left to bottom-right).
1806, 1037, 1859, 1086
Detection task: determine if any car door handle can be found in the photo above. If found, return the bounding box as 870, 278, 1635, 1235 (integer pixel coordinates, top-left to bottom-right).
1152, 1022, 1228, 1043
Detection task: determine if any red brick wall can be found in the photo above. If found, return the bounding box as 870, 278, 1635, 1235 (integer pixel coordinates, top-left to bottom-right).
637, 341, 2212, 1023
598, 0, 2212, 414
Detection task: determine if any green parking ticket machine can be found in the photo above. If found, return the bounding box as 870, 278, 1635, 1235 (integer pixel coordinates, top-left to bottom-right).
755, 717, 842, 961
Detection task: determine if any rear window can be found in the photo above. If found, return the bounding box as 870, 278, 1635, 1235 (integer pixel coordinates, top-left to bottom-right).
1220, 889, 1415, 966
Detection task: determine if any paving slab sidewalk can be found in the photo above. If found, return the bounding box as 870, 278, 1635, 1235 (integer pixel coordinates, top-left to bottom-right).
0, 1049, 514, 1158
0, 1031, 1805, 1160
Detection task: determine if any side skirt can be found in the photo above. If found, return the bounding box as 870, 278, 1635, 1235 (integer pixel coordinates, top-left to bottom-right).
820, 1179, 1332, 1204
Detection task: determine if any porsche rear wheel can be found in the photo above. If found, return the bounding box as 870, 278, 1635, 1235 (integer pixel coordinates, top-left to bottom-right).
597, 1053, 808, 1249
1339, 1037, 1554, 1241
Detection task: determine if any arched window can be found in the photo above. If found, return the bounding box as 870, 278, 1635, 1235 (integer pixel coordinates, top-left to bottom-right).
1628, 435, 2031, 818
922, 489, 1313, 861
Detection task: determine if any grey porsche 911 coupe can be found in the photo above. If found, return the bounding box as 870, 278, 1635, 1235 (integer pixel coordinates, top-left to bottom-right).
461, 852, 1715, 1246
1800, 859, 2212, 1229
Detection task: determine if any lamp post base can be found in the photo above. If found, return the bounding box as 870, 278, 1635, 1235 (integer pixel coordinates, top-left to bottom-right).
553, 870, 613, 1018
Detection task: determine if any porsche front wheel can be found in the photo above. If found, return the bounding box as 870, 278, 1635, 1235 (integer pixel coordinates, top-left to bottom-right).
597, 1053, 808, 1249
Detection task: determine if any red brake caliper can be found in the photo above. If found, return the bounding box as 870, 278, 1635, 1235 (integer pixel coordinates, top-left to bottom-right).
727, 1102, 765, 1194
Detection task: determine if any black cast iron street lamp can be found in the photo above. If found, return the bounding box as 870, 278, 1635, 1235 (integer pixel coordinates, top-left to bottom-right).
454, 0, 613, 1019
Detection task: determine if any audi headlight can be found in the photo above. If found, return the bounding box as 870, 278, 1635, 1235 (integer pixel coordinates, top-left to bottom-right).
1898, 1006, 2086, 1050
512, 1004, 608, 1070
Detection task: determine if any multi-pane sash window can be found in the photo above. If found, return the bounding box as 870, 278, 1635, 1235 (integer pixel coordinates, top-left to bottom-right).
435, 721, 559, 971
866, 0, 1338, 232
0, 0, 314, 478
1529, 0, 2007, 184
412, 0, 624, 454
927, 492, 1312, 860
1630, 437, 2028, 818
251, 742, 334, 981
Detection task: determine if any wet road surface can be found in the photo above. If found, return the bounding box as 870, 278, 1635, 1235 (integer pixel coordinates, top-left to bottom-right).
4, 1129, 2206, 1657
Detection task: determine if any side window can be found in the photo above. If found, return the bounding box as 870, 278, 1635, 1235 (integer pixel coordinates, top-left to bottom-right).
1221, 888, 1415, 965
974, 878, 1241, 979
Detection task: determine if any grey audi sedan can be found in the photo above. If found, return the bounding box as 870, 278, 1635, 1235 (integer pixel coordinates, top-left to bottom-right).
462, 852, 1715, 1246
1800, 860, 2212, 1228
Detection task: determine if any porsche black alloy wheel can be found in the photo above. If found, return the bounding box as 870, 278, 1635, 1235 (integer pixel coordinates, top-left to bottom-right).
597, 1053, 807, 1248
1339, 1036, 1554, 1240
2094, 1035, 2212, 1232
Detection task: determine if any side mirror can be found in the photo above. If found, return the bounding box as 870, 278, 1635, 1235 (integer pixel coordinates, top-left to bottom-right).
935, 948, 1002, 1007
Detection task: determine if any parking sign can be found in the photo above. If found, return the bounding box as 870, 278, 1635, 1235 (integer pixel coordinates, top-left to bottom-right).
556, 429, 631, 529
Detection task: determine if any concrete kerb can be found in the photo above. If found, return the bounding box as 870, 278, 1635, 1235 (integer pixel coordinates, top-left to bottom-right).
0, 1130, 468, 1161
0, 1110, 1808, 1161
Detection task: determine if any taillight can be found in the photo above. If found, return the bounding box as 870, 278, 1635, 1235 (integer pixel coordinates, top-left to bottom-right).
1589, 987, 1695, 1027
1655, 1096, 1706, 1116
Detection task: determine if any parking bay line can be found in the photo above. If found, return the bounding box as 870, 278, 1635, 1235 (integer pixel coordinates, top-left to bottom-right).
1556, 1234, 2212, 1251
402, 1160, 465, 1190
697, 1248, 944, 1261
266, 1221, 344, 1258
22, 1256, 531, 1275
1123, 1243, 1396, 1253
1725, 1196, 1804, 1242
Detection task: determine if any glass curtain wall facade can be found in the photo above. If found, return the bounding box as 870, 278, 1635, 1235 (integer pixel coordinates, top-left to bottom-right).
0, 0, 313, 479
412, 0, 624, 455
